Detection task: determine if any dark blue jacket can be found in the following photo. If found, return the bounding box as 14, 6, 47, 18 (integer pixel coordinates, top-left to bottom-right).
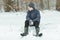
26, 9, 41, 22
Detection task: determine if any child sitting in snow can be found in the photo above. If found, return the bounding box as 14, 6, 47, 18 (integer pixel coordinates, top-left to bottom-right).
21, 2, 42, 37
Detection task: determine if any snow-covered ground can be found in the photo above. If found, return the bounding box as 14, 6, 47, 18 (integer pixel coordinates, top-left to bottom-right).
0, 10, 60, 40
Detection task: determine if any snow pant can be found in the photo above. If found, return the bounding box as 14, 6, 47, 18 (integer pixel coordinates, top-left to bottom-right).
25, 20, 39, 28
24, 20, 40, 35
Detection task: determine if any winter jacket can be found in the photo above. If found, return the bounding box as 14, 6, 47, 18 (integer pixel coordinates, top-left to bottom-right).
26, 9, 41, 22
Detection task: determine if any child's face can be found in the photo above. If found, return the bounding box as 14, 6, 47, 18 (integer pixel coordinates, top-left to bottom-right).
28, 6, 33, 11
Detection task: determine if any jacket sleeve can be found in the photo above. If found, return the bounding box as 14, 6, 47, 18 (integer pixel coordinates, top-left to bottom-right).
33, 10, 41, 21
26, 11, 30, 20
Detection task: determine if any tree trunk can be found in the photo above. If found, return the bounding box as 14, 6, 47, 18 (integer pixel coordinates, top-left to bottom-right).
5, 0, 12, 12
56, 0, 60, 11
40, 0, 43, 10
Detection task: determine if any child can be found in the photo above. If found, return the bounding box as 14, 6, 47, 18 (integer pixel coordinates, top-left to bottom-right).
21, 2, 42, 37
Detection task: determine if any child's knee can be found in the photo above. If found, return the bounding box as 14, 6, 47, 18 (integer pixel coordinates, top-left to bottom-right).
33, 21, 39, 27
25, 20, 29, 24
25, 20, 29, 27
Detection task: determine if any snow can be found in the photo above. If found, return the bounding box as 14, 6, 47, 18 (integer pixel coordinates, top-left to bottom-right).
0, 10, 60, 40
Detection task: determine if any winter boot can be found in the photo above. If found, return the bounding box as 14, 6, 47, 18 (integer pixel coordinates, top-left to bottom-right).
21, 27, 28, 36
35, 27, 42, 37
35, 27, 39, 36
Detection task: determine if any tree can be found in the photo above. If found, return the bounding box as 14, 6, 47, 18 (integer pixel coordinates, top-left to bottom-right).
56, 0, 60, 11
4, 0, 12, 12
40, 0, 44, 10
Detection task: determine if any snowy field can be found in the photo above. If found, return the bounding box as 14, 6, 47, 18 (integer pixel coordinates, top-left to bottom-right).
0, 10, 60, 40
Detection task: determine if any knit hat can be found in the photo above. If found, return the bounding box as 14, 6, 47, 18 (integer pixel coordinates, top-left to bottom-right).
28, 2, 35, 8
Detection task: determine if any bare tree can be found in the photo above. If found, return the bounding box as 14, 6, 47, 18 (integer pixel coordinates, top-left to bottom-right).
48, 0, 50, 9
4, 0, 12, 12
56, 0, 60, 11
40, 0, 44, 10
17, 0, 19, 11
